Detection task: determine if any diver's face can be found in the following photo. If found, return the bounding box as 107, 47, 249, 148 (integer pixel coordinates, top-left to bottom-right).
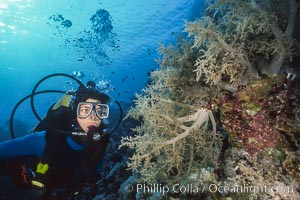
77, 98, 101, 132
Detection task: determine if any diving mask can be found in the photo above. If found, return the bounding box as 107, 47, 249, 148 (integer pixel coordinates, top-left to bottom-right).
77, 102, 109, 119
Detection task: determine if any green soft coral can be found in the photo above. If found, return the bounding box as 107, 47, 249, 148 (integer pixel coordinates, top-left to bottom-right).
185, 0, 297, 87
120, 38, 222, 185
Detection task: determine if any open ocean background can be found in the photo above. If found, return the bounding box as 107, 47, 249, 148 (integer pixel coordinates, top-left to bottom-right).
0, 0, 204, 140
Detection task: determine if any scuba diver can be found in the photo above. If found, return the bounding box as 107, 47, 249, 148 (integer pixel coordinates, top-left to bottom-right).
0, 76, 121, 199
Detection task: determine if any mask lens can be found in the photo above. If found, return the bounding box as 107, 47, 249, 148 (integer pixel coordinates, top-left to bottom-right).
95, 104, 109, 119
77, 102, 93, 118
77, 102, 109, 119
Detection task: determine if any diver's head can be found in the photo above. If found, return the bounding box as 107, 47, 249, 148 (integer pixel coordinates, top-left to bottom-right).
76, 98, 109, 132
72, 81, 110, 133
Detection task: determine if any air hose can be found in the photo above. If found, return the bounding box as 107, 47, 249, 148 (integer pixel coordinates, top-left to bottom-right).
9, 90, 66, 139
29, 73, 84, 136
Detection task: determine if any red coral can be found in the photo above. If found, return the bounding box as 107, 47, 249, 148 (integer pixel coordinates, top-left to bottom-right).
220, 90, 279, 155
244, 112, 278, 154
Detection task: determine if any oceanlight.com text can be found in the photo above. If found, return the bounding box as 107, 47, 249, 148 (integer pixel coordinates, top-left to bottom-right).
124, 183, 295, 196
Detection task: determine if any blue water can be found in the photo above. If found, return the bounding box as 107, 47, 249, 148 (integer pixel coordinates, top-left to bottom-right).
0, 0, 204, 140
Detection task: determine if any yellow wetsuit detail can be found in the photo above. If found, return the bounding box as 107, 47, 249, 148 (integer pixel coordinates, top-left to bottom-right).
36, 162, 49, 174
52, 94, 71, 110
31, 94, 71, 133
31, 180, 45, 188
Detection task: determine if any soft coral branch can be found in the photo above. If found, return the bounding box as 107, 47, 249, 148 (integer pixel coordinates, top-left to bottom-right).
267, 0, 297, 74
139, 109, 216, 159
162, 109, 214, 145
284, 0, 297, 38
187, 0, 298, 85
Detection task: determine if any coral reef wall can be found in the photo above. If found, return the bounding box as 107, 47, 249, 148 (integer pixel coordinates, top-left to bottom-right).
115, 0, 300, 199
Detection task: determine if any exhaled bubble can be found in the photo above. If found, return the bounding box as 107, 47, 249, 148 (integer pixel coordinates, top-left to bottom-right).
72, 70, 86, 79
48, 8, 117, 66
61, 19, 72, 28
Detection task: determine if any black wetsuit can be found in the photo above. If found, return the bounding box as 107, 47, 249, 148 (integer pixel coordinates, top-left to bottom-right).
0, 107, 109, 199
35, 106, 110, 190
41, 129, 109, 190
